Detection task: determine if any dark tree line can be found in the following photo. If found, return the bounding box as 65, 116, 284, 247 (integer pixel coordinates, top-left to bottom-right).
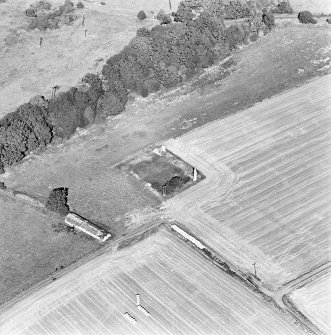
0, 0, 273, 173
102, 7, 252, 97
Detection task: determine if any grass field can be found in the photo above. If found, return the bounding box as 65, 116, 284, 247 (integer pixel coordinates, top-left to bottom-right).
0, 194, 100, 306
0, 149, 160, 233
290, 272, 331, 334
0, 229, 304, 335
0, 0, 180, 118
164, 74, 331, 289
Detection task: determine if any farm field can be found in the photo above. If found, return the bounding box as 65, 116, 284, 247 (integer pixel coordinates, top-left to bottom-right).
0, 194, 100, 306
0, 229, 304, 335
163, 74, 331, 289
0, 14, 329, 309
0, 0, 180, 118
290, 272, 331, 335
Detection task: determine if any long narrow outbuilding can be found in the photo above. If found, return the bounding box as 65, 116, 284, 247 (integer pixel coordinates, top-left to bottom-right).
65, 213, 111, 242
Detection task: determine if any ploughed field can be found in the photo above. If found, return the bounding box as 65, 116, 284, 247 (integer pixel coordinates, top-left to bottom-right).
0, 229, 303, 335
290, 272, 331, 335
164, 74, 331, 289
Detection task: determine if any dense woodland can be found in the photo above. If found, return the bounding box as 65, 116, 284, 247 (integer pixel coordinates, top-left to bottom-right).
0, 0, 288, 173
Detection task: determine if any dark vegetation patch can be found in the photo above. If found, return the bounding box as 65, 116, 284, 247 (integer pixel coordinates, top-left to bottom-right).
262, 9, 275, 30
298, 11, 317, 24
45, 187, 70, 216
0, 0, 273, 174
119, 147, 203, 197
137, 10, 147, 21
271, 1, 293, 14
25, 0, 79, 31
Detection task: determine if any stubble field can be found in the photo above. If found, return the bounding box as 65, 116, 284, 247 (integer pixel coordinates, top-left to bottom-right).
290, 272, 331, 335
164, 74, 331, 289
0, 229, 304, 335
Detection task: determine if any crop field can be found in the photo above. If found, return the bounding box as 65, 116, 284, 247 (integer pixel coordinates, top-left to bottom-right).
0, 194, 100, 306
0, 229, 304, 335
290, 272, 331, 335
164, 74, 331, 288
0, 0, 180, 118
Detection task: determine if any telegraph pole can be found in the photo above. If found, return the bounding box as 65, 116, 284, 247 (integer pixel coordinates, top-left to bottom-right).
252, 262, 257, 278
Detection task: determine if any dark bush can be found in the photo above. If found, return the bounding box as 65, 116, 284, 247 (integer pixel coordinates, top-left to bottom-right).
100, 1, 105, 5
225, 25, 245, 50
0, 103, 53, 167
45, 187, 69, 216
327, 18, 331, 24
25, 8, 37, 17
137, 10, 147, 21
156, 9, 166, 21
31, 0, 52, 11
0, 161, 4, 174
160, 13, 172, 25
0, 181, 6, 190
27, 0, 78, 31
202, 248, 213, 258
76, 1, 84, 9
271, 1, 293, 14
163, 175, 191, 194
175, 2, 194, 22
48, 89, 88, 138
96, 91, 127, 118
262, 11, 275, 29
81, 73, 104, 107
53, 8, 62, 16
145, 79, 161, 92
249, 33, 258, 42
141, 86, 149, 97
59, 0, 74, 14
298, 11, 317, 24
223, 1, 251, 19
136, 27, 151, 37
